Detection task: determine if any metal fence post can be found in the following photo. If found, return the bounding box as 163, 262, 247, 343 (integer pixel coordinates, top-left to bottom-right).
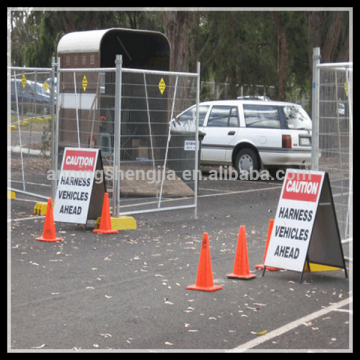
13, 69, 26, 191
311, 47, 321, 170
194, 61, 201, 219
54, 57, 60, 190
73, 72, 81, 148
113, 55, 122, 217
51, 56, 57, 200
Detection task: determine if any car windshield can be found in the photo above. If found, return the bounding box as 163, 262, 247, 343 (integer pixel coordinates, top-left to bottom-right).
283, 106, 312, 130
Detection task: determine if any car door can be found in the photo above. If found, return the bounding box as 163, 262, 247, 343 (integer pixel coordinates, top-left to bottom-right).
201, 105, 240, 163
239, 103, 283, 164
241, 103, 283, 145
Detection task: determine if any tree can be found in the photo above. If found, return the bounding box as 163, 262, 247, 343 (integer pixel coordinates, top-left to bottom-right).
308, 11, 349, 63
163, 11, 190, 73
10, 10, 164, 67
190, 11, 279, 99
273, 12, 288, 101
9, 9, 350, 104
162, 11, 191, 109
307, 11, 349, 117
10, 10, 38, 66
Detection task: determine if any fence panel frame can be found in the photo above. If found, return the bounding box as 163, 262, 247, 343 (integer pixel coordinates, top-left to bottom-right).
9, 57, 200, 219
55, 55, 200, 219
8, 65, 56, 200
118, 58, 201, 218
311, 48, 353, 249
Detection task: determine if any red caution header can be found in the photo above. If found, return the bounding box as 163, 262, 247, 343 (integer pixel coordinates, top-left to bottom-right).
282, 174, 322, 202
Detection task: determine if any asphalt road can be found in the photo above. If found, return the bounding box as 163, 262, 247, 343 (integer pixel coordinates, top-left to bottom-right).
8, 175, 352, 352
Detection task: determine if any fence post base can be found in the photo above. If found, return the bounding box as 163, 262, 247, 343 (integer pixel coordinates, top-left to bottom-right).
95, 215, 137, 231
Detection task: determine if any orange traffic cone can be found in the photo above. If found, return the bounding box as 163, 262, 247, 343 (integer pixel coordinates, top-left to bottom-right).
93, 193, 118, 234
36, 198, 63, 242
227, 226, 256, 280
187, 233, 222, 292
255, 219, 280, 271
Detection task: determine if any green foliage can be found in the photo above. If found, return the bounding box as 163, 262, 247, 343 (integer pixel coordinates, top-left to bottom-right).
10, 9, 349, 105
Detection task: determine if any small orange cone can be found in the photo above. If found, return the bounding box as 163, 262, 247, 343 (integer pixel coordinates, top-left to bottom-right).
93, 193, 118, 234
227, 226, 256, 280
255, 219, 280, 271
36, 198, 63, 242
187, 233, 222, 292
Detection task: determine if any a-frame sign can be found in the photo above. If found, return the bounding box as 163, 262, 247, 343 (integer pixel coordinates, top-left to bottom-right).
263, 169, 347, 282
53, 147, 106, 226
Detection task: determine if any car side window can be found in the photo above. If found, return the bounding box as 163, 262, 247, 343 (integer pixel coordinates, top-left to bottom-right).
243, 104, 280, 129
207, 105, 239, 127
178, 105, 209, 126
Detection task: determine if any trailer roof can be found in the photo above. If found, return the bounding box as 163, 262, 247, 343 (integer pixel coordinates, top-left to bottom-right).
57, 27, 170, 54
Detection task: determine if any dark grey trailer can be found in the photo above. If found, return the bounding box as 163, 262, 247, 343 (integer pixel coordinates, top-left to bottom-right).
57, 28, 170, 153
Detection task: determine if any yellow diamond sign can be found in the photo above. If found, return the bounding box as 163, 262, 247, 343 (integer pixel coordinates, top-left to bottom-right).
21, 74, 27, 88
42, 81, 50, 92
158, 78, 166, 95
82, 75, 88, 92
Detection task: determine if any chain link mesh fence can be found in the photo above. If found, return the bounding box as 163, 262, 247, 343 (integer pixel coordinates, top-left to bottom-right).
313, 60, 352, 244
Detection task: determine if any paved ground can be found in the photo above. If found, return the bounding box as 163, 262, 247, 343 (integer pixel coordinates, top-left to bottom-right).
8, 174, 352, 352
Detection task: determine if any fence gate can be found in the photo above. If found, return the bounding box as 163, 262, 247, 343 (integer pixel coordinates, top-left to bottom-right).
312, 48, 353, 253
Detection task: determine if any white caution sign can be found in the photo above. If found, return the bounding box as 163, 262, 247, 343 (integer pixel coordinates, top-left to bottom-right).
53, 147, 105, 224
264, 169, 347, 281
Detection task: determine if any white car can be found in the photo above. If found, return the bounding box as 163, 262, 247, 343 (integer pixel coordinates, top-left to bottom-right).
174, 100, 312, 174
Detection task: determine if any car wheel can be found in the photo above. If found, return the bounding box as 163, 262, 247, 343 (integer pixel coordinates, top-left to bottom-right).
234, 148, 260, 178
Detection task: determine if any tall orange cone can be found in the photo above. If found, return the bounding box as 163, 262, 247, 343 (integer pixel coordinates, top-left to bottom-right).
187, 233, 222, 292
36, 198, 63, 242
93, 193, 118, 234
255, 219, 280, 271
227, 226, 256, 280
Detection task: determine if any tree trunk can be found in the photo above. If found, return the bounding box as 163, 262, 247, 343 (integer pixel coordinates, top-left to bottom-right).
273, 12, 288, 101
309, 11, 348, 63
307, 11, 349, 117
322, 12, 344, 62
163, 11, 189, 73
163, 11, 191, 115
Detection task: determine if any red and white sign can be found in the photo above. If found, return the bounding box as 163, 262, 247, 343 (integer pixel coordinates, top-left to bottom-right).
282, 174, 322, 202
62, 149, 97, 172
53, 148, 100, 224
264, 170, 325, 272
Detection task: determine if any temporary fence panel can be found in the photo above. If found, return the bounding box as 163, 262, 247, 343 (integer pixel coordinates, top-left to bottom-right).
312, 48, 353, 246
56, 56, 200, 219
56, 66, 117, 210
9, 54, 200, 221
116, 61, 200, 217
8, 64, 57, 200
